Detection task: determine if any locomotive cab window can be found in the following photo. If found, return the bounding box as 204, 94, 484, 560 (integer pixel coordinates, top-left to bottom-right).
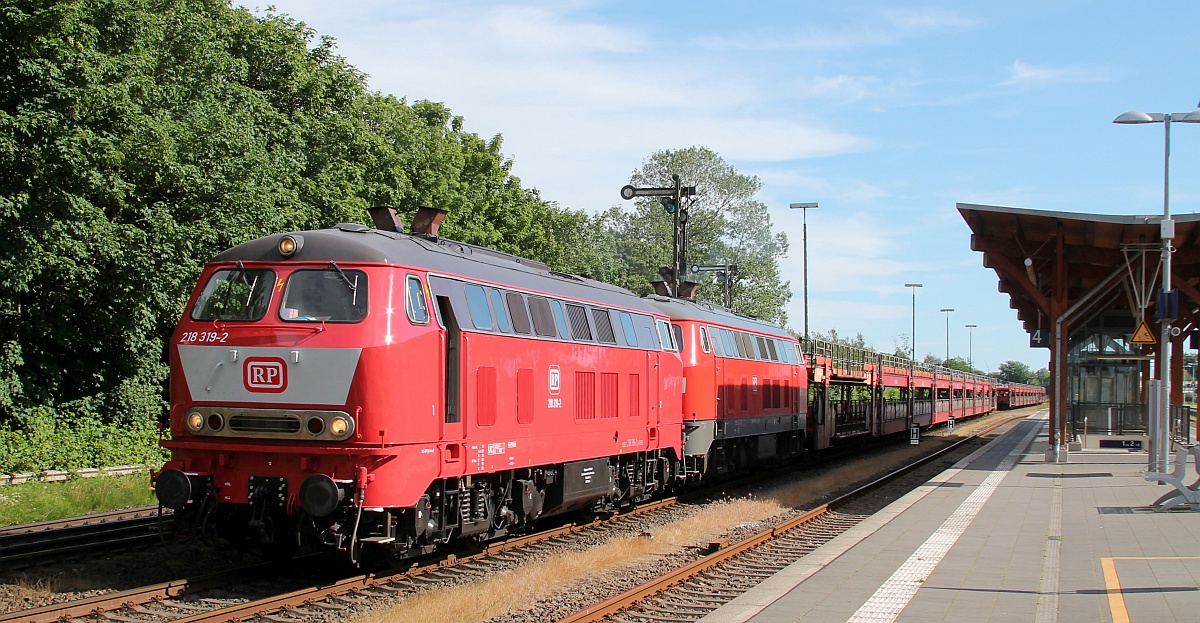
656, 320, 677, 352
489, 289, 512, 333
619, 312, 638, 347
551, 300, 570, 340
191, 267, 275, 322
465, 285, 493, 330
280, 268, 368, 322
405, 275, 429, 324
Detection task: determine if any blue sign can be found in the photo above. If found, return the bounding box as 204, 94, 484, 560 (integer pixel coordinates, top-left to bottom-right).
1098, 439, 1142, 450
1030, 328, 1050, 349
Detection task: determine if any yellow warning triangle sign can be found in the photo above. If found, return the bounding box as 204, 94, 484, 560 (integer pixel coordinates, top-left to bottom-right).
1130, 320, 1157, 345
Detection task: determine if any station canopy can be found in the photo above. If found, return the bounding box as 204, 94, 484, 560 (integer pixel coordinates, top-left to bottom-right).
957, 203, 1200, 333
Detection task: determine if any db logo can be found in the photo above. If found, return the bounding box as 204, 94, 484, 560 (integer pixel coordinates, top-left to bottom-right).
244, 357, 287, 393
548, 365, 561, 395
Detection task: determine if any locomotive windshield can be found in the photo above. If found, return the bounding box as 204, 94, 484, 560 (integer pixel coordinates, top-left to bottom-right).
280, 268, 368, 323
191, 266, 275, 321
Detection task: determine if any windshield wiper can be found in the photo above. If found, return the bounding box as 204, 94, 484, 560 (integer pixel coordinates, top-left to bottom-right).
328, 261, 357, 294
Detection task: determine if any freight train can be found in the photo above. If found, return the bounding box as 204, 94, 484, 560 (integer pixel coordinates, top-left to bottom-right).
151, 207, 1044, 563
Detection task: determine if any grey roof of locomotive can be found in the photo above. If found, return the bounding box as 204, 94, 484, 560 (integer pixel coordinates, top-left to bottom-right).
643, 295, 794, 340
210, 223, 661, 314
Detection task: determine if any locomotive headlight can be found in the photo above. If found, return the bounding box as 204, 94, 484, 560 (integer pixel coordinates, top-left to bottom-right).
329, 416, 351, 438
186, 411, 204, 433
278, 234, 304, 257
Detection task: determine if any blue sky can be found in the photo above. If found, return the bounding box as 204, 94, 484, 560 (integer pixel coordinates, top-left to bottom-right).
255, 0, 1200, 373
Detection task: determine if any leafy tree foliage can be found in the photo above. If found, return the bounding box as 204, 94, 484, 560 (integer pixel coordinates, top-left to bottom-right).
940, 356, 982, 374
598, 147, 791, 324
998, 360, 1034, 384
0, 0, 580, 436
811, 328, 868, 349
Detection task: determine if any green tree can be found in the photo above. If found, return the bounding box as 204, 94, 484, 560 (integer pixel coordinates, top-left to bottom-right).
0, 0, 579, 439
998, 360, 1034, 384
811, 328, 868, 349
940, 356, 982, 374
599, 147, 791, 324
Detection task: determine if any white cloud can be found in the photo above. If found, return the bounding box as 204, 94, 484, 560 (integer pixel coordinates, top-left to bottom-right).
1000, 60, 1107, 87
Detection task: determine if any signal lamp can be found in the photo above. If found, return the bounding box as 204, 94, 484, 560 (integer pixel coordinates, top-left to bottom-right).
186, 411, 204, 433
329, 416, 351, 438
278, 234, 304, 257
660, 197, 677, 214
207, 412, 224, 431
306, 416, 325, 435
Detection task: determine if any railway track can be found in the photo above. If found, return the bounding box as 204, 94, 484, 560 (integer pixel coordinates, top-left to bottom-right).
0, 507, 166, 567
0, 499, 681, 623
0, 409, 1034, 623
554, 411, 1030, 623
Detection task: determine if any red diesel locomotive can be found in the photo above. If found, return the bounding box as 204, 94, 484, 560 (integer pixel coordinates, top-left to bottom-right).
153, 208, 688, 561
152, 207, 1040, 563
647, 296, 806, 477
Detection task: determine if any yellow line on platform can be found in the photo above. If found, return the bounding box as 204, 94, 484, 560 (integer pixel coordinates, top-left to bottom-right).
1101, 556, 1200, 623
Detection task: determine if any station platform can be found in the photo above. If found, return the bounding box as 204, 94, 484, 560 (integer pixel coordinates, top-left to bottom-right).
701, 409, 1200, 623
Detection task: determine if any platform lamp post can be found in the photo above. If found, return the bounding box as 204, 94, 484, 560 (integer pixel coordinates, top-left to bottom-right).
905, 284, 923, 424
790, 202, 819, 342
1114, 108, 1200, 472
965, 324, 977, 369
905, 284, 922, 360
940, 308, 954, 363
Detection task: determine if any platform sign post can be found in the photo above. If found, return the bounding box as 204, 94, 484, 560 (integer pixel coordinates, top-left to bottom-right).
948, 415, 955, 432
910, 426, 920, 445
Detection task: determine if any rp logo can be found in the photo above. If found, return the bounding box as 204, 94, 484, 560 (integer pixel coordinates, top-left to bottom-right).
548, 365, 561, 396
244, 357, 287, 393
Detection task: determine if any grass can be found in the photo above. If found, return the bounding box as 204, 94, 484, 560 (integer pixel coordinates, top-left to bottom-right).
351, 498, 784, 623
0, 472, 157, 527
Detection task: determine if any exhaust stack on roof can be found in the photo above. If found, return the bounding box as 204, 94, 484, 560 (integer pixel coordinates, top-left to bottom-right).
412, 206, 448, 236
368, 207, 404, 233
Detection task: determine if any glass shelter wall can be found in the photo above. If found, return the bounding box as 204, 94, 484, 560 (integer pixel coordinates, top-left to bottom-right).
1066, 313, 1147, 439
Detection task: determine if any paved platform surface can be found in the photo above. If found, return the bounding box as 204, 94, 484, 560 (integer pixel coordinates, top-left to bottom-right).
701, 409, 1200, 623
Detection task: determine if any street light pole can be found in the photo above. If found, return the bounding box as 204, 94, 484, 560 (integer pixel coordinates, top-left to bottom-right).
1115, 108, 1200, 472
940, 308, 954, 363
965, 324, 977, 369
905, 284, 922, 360
790, 203, 819, 342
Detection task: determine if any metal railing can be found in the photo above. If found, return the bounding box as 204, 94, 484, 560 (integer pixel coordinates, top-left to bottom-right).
1068, 402, 1147, 439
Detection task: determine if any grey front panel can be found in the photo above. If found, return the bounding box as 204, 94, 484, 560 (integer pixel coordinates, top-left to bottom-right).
178, 346, 362, 406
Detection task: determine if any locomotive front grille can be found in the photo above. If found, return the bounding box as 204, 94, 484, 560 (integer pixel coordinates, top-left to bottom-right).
229, 414, 302, 434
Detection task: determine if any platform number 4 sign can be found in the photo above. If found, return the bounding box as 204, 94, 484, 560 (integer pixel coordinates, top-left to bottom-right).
910, 426, 920, 445
1030, 328, 1050, 349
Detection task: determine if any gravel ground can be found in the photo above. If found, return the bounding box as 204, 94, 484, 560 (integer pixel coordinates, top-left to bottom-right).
0, 539, 266, 614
